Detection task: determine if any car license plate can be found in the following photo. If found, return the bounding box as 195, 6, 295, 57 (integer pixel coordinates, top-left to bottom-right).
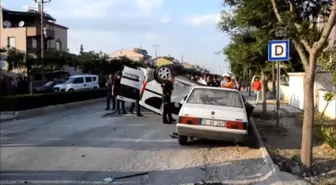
202, 119, 226, 127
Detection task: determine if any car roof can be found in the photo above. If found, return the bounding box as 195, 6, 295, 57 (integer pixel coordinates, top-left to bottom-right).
191, 86, 240, 92
70, 74, 98, 78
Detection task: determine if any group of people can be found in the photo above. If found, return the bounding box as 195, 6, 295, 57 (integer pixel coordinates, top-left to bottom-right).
105, 71, 143, 117
191, 74, 241, 91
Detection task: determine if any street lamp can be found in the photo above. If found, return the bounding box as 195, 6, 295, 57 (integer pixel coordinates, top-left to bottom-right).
34, 0, 51, 81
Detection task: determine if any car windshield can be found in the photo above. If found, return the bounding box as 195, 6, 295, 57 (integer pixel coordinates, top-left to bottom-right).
44, 81, 54, 86
65, 78, 75, 84
186, 88, 244, 108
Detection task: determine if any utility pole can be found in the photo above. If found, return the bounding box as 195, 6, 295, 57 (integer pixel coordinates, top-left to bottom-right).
180, 55, 184, 63
152, 44, 160, 58
35, 0, 51, 82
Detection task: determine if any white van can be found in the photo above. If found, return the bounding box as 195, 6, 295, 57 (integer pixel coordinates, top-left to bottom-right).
53, 74, 99, 92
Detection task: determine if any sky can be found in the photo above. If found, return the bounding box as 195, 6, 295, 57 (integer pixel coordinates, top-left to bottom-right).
2, 0, 231, 73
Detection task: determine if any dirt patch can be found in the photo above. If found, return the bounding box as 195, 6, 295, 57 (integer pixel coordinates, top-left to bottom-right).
254, 116, 336, 185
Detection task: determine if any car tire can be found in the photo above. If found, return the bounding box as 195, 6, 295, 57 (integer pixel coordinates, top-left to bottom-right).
154, 65, 173, 84
68, 89, 74, 92
178, 135, 188, 145
93, 86, 98, 89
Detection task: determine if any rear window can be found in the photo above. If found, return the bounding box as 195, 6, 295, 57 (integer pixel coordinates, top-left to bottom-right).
186, 88, 244, 108
85, 77, 92, 82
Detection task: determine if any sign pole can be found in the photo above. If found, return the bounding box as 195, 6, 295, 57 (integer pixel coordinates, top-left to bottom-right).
276, 61, 280, 128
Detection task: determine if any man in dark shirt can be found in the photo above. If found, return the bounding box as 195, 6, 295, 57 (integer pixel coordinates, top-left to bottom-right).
129, 88, 143, 117
161, 75, 175, 124
112, 71, 126, 114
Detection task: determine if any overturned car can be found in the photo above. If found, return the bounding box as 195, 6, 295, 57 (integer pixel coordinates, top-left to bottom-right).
117, 64, 254, 117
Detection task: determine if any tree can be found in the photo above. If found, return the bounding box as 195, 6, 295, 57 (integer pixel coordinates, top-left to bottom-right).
6, 48, 26, 71
270, 0, 336, 169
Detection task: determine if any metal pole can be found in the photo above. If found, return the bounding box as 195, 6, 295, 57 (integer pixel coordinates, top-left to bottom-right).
40, 2, 45, 82
276, 61, 280, 127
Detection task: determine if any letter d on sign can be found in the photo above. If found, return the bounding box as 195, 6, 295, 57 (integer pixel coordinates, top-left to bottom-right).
275, 46, 283, 56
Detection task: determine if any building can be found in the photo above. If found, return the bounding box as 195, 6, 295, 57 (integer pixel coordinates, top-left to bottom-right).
109, 48, 152, 62
0, 7, 68, 53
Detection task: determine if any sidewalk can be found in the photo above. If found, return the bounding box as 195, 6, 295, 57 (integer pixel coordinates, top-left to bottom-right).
242, 90, 336, 185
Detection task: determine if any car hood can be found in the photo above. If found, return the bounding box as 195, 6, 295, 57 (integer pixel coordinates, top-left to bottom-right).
179, 103, 247, 122
54, 84, 67, 89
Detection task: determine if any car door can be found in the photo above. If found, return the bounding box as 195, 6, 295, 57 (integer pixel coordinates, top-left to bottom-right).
118, 66, 144, 103
72, 77, 85, 90
84, 76, 93, 90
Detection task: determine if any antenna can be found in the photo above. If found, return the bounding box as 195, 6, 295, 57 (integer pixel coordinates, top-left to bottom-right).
3, 21, 11, 28
18, 21, 25, 27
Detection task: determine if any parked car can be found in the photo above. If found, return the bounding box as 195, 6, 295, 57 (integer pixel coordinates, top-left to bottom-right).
34, 80, 65, 93
53, 74, 99, 92
118, 65, 205, 115
176, 86, 254, 145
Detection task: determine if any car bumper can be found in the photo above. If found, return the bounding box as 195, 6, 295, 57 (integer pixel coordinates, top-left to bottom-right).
176, 124, 248, 142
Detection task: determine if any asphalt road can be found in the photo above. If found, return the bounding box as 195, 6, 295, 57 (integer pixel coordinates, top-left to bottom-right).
0, 102, 273, 185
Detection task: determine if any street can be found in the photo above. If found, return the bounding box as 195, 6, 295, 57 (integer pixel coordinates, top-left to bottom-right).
0, 102, 271, 185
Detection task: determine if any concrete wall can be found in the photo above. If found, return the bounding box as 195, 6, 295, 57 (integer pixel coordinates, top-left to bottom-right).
287, 72, 336, 119
48, 24, 68, 51
0, 27, 27, 51
288, 73, 305, 110
317, 90, 336, 119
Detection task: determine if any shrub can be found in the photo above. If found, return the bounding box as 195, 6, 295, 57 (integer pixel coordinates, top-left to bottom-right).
0, 88, 108, 111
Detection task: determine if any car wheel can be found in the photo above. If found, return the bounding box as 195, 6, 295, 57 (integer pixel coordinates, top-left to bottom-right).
68, 89, 74, 92
155, 65, 173, 84
93, 86, 98, 89
178, 135, 188, 145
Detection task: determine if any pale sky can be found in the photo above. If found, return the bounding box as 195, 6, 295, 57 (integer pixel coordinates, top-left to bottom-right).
2, 0, 231, 73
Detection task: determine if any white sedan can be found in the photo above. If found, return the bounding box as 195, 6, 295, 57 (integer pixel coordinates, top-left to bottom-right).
176, 86, 253, 145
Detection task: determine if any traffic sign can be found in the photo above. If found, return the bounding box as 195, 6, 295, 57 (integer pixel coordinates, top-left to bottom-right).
268, 40, 290, 61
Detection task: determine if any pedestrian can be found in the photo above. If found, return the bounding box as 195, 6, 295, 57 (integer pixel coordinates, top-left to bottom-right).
112, 71, 127, 114
236, 77, 241, 91
220, 75, 228, 88
105, 74, 114, 110
129, 69, 143, 117
252, 77, 262, 105
161, 75, 175, 124
225, 76, 235, 89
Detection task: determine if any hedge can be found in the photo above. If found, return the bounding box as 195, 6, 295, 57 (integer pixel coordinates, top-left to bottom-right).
0, 88, 108, 111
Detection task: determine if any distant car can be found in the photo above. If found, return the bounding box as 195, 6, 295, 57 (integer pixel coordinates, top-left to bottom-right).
176, 86, 254, 145
35, 80, 65, 93
118, 66, 204, 115
53, 74, 99, 92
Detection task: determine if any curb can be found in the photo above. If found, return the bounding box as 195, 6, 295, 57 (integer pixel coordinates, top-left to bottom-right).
0, 98, 105, 122
250, 117, 283, 184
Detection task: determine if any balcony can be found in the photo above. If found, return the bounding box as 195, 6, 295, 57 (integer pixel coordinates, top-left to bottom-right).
26, 26, 55, 39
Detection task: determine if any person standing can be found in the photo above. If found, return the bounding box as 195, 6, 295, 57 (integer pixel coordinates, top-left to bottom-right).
226, 76, 235, 89
113, 71, 127, 114
129, 70, 144, 117
161, 75, 175, 124
105, 74, 114, 110
252, 77, 262, 105
221, 75, 228, 88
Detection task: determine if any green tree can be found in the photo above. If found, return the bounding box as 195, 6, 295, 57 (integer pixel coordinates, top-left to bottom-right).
6, 48, 26, 71
269, 0, 336, 169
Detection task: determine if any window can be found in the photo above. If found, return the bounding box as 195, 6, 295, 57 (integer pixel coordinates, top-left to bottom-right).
73, 77, 84, 84
92, 77, 97, 82
56, 40, 61, 51
32, 38, 37, 48
186, 88, 244, 108
7, 37, 15, 48
85, 77, 92, 83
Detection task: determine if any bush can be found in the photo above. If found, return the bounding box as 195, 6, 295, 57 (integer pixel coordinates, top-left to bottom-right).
0, 88, 108, 111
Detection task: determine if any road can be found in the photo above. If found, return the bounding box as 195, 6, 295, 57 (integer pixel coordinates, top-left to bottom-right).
0, 102, 272, 185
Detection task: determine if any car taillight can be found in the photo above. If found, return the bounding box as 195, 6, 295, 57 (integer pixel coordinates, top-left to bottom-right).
178, 116, 200, 125
140, 80, 147, 98
226, 121, 247, 130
